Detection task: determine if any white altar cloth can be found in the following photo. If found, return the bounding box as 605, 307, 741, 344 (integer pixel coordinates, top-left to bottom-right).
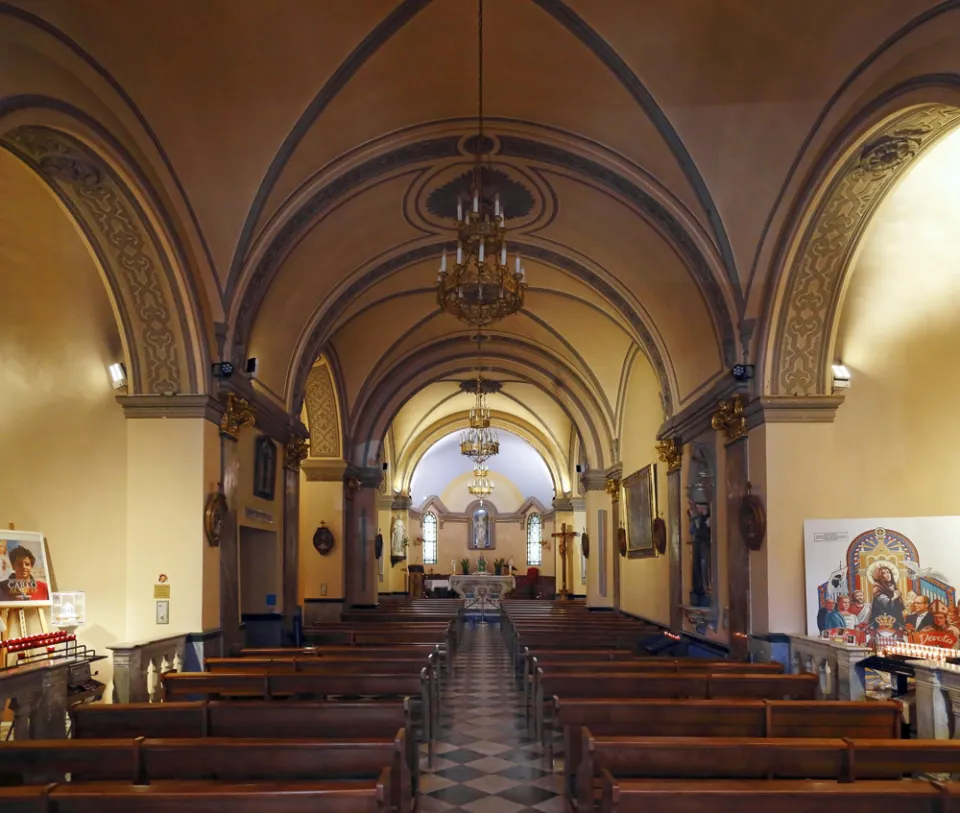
449, 574, 515, 611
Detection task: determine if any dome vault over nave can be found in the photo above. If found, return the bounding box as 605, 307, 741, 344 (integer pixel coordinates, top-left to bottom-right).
4, 0, 960, 663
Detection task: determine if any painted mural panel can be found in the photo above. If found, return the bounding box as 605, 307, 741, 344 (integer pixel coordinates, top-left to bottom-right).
804, 518, 960, 648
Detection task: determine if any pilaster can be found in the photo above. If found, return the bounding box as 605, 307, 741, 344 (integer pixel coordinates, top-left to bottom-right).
344, 466, 383, 607
300, 459, 348, 602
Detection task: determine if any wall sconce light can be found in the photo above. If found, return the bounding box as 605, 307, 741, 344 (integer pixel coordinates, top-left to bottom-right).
832, 363, 851, 390
731, 363, 755, 382
108, 362, 127, 390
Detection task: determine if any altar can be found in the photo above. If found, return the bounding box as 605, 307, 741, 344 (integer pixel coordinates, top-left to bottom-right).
449, 574, 515, 613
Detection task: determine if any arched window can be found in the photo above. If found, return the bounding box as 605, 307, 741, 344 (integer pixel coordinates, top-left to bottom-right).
527, 514, 542, 566
422, 512, 438, 565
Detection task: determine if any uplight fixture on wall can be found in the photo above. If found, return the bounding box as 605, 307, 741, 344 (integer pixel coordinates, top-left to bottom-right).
108, 362, 127, 390
832, 363, 851, 390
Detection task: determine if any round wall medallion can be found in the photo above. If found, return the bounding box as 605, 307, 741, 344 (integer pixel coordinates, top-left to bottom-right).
204, 492, 227, 547
313, 523, 335, 556
739, 482, 767, 551
581, 532, 590, 559
652, 517, 667, 555
375, 533, 384, 560
617, 527, 627, 557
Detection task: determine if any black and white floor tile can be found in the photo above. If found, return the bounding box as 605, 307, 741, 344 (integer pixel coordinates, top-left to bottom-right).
419, 621, 565, 813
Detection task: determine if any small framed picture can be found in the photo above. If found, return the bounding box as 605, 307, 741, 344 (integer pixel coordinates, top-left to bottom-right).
844, 633, 857, 645
820, 630, 831, 640
253, 434, 277, 501
156, 600, 170, 625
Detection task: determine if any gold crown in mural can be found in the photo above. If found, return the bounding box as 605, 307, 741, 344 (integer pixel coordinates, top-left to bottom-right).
875, 614, 897, 630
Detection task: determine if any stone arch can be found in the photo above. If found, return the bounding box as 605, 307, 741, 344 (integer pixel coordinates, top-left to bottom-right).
0, 121, 207, 395
302, 356, 343, 459
763, 89, 960, 396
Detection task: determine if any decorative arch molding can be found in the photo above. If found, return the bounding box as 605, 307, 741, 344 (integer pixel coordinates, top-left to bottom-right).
347, 338, 614, 472
289, 240, 679, 422
302, 358, 342, 458
0, 122, 206, 395
233, 121, 732, 396
397, 412, 567, 499
764, 92, 960, 397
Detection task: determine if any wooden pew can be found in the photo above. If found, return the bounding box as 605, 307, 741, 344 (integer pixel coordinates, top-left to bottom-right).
599, 776, 951, 813
525, 658, 785, 723
240, 644, 453, 678
0, 736, 411, 813
70, 700, 421, 794
0, 775, 392, 813
555, 698, 903, 799
578, 735, 960, 811
160, 671, 434, 757
536, 671, 818, 742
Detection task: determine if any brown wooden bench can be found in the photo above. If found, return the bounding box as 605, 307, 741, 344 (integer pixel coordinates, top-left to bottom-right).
240, 644, 453, 678
0, 775, 391, 813
536, 671, 818, 742
525, 658, 785, 723
0, 736, 411, 813
578, 735, 960, 811
69, 700, 421, 794
599, 775, 950, 813
555, 698, 903, 798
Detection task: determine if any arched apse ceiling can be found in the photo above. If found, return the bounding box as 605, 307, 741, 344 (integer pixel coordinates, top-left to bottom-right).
410, 430, 555, 510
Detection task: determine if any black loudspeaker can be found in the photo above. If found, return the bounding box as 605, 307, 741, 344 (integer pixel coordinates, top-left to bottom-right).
576, 464, 583, 473
382, 462, 389, 471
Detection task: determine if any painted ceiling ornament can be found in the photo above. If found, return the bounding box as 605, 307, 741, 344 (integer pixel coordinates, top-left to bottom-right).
436, 0, 526, 329
219, 392, 255, 439
858, 128, 928, 174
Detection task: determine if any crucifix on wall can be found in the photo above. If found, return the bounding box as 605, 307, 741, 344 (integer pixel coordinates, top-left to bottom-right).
552, 523, 578, 600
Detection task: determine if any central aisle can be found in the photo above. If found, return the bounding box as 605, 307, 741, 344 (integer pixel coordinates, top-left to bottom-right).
420, 621, 564, 813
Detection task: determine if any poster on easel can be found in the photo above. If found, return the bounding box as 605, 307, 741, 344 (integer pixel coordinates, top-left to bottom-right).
0, 530, 52, 608
804, 517, 960, 648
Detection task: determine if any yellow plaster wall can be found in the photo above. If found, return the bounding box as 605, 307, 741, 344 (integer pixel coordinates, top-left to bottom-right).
0, 149, 128, 685
298, 477, 344, 600
439, 473, 525, 514
617, 354, 671, 625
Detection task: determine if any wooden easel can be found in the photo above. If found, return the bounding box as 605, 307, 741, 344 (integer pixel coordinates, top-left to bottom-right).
0, 523, 50, 645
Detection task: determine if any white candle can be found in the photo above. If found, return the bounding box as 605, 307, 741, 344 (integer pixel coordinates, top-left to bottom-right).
457, 201, 463, 221
494, 194, 500, 217
440, 250, 447, 272
473, 194, 479, 213
501, 245, 507, 265
515, 255, 520, 274
478, 242, 485, 262
457, 244, 462, 264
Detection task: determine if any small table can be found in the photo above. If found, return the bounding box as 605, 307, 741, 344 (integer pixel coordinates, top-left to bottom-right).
449, 574, 516, 622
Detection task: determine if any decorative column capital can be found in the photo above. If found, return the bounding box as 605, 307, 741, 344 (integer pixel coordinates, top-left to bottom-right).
656, 438, 682, 472
345, 465, 383, 490
219, 392, 256, 440
552, 496, 574, 512
284, 437, 309, 471
711, 393, 747, 443
604, 477, 621, 497
744, 395, 846, 429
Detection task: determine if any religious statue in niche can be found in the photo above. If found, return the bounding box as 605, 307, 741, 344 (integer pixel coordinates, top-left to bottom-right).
253, 434, 276, 501
470, 506, 493, 549
686, 442, 715, 608
390, 516, 408, 567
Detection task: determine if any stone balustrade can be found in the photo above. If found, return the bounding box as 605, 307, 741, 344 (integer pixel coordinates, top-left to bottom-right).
107, 634, 188, 703
911, 660, 960, 739
749, 634, 874, 700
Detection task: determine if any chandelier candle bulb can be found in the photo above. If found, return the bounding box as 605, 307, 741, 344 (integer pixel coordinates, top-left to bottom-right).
440, 251, 447, 272
457, 244, 463, 264
478, 242, 484, 262
473, 194, 479, 212
500, 245, 506, 265
515, 256, 520, 274
457, 200, 463, 221
494, 195, 500, 216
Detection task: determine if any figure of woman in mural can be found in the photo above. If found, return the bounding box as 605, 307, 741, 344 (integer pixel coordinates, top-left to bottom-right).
869, 563, 905, 628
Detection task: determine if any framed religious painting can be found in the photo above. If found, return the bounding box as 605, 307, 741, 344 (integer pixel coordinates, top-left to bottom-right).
253, 434, 276, 501
623, 464, 657, 559
0, 530, 53, 607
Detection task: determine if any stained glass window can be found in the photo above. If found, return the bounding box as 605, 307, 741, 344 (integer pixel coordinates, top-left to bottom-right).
423, 512, 438, 565
527, 514, 542, 566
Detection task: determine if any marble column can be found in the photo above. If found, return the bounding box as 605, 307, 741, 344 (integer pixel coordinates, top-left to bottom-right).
606, 469, 623, 612
282, 439, 308, 634
657, 440, 684, 631
344, 467, 383, 608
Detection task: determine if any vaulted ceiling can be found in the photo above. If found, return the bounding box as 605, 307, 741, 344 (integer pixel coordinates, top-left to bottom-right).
2, 0, 950, 469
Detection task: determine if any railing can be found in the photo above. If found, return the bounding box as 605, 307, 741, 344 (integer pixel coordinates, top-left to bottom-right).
910, 661, 960, 739
108, 634, 187, 703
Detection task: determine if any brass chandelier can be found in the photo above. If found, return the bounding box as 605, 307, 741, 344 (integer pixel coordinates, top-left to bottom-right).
467, 465, 495, 501
460, 370, 499, 465
436, 0, 525, 328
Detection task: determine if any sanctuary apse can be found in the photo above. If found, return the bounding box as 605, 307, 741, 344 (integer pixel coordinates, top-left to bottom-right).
4, 0, 960, 762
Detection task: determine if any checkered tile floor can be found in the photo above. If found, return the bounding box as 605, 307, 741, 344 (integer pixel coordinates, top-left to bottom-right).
419, 621, 565, 813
